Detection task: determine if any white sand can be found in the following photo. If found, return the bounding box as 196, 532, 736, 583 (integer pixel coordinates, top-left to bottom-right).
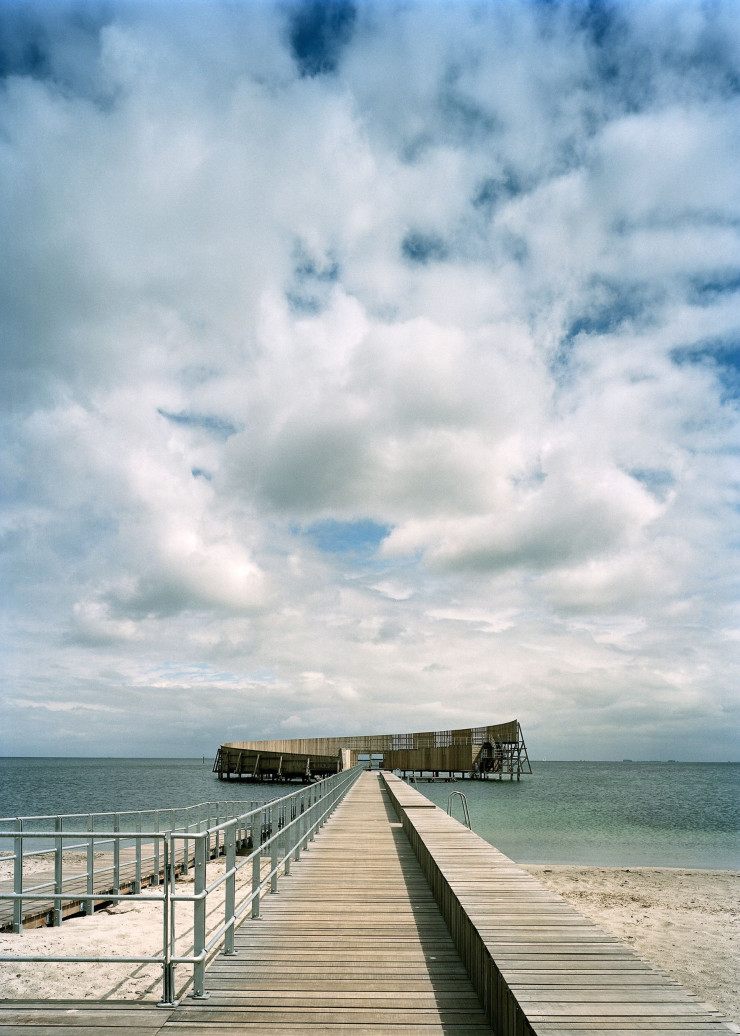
0, 857, 262, 1003
1, 861, 737, 1023
0, 851, 94, 879
524, 865, 739, 1024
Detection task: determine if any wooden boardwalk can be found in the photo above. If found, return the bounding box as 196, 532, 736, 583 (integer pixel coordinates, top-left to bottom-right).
161, 768, 493, 1033
384, 773, 738, 1036
0, 771, 737, 1036
0, 772, 492, 1035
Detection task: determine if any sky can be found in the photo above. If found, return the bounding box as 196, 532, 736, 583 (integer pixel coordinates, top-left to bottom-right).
1, 0, 738, 762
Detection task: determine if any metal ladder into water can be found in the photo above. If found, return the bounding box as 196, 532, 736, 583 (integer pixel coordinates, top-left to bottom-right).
446, 790, 471, 828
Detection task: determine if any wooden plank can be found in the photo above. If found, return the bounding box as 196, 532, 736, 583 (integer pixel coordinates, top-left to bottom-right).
0, 1029, 163, 1035
0, 1001, 172, 1035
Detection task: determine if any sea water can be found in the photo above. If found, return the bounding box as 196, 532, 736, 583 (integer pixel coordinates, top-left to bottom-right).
0, 757, 279, 849
413, 761, 740, 869
0, 758, 737, 869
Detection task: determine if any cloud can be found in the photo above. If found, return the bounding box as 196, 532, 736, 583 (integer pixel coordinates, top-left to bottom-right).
1, 0, 739, 762
7, 698, 121, 714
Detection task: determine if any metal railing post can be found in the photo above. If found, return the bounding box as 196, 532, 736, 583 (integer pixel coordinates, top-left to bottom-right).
84, 815, 95, 916
223, 820, 236, 956
294, 792, 303, 863
13, 819, 23, 933
251, 850, 261, 919
168, 833, 177, 983
190, 834, 208, 999
153, 811, 160, 885
158, 839, 178, 1008
270, 806, 279, 894
182, 809, 190, 875
168, 810, 175, 873
53, 816, 63, 927
306, 787, 314, 846
283, 804, 291, 877
134, 814, 142, 894
113, 814, 120, 893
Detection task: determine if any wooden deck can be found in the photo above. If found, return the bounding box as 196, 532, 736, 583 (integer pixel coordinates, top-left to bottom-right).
0, 771, 737, 1036
161, 768, 492, 1033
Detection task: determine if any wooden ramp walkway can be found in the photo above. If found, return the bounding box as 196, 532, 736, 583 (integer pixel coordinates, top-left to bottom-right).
160, 768, 493, 1034
0, 771, 737, 1036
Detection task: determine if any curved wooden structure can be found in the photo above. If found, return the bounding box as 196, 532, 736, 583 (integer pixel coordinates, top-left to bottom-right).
214, 720, 531, 782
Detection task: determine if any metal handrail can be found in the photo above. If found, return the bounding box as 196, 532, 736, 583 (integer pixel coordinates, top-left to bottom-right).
446, 791, 472, 829
0, 798, 261, 827
0, 764, 364, 1006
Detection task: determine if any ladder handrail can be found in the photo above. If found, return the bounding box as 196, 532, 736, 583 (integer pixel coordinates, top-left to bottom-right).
446, 791, 471, 829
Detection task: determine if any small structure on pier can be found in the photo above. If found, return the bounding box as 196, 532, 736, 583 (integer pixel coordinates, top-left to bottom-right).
213, 719, 531, 782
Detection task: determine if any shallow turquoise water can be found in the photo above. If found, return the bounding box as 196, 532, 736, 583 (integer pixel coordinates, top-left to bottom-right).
410, 761, 739, 869
0, 758, 737, 868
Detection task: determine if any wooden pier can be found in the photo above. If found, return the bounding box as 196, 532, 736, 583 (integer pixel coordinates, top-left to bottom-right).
214, 719, 532, 782
0, 771, 736, 1036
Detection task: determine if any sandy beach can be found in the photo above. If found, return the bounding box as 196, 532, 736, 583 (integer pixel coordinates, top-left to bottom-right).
1, 861, 737, 1023
0, 857, 260, 1004
524, 865, 739, 1024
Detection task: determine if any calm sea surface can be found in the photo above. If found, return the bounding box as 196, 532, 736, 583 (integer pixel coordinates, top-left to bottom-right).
0, 758, 737, 869
414, 761, 739, 869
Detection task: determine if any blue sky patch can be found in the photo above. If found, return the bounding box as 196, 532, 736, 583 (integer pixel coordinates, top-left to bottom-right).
402, 230, 449, 265
689, 270, 740, 306
671, 337, 740, 399
300, 518, 392, 557
629, 468, 676, 500
157, 408, 240, 440
439, 69, 498, 142
288, 0, 356, 78
286, 242, 340, 313
0, 3, 112, 105
473, 171, 522, 213
565, 279, 658, 340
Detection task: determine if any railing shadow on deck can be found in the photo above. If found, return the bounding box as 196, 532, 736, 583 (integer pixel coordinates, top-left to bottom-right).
375, 777, 495, 1035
